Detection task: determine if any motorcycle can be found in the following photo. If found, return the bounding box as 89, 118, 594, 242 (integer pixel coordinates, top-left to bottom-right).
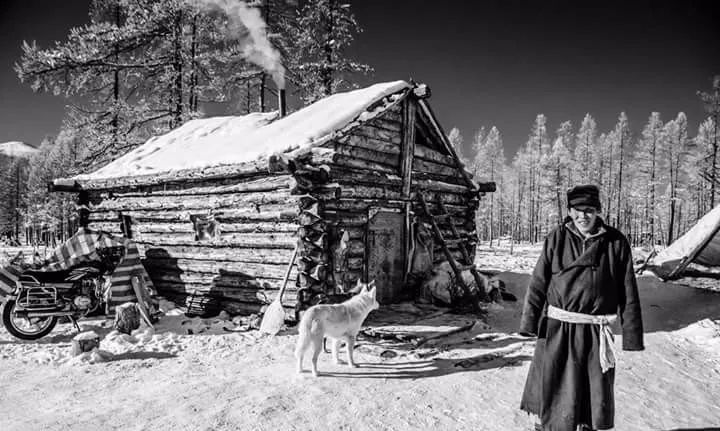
1, 246, 125, 340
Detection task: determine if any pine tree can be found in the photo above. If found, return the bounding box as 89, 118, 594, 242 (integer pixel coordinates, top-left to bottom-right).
285, 0, 371, 105
547, 133, 573, 224
613, 112, 631, 230
472, 126, 505, 244
663, 112, 689, 244
692, 117, 717, 217
635, 112, 664, 247
524, 114, 549, 242
697, 75, 720, 206
23, 130, 86, 244
574, 114, 597, 184
447, 127, 469, 167
16, 0, 265, 169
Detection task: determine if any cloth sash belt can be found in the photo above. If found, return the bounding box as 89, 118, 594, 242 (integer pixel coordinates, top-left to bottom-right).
547, 305, 618, 373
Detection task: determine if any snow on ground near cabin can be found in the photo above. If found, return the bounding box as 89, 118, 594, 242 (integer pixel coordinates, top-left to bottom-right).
73, 81, 409, 181
1, 244, 720, 431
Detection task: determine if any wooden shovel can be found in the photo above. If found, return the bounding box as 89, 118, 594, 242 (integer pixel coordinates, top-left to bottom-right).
259, 243, 298, 335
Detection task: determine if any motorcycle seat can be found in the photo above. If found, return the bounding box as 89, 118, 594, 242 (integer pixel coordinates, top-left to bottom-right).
21, 269, 75, 284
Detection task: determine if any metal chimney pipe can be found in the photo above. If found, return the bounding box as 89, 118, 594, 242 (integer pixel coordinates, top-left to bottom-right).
278, 88, 287, 117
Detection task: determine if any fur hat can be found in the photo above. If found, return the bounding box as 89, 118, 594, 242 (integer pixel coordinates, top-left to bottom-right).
567, 184, 601, 210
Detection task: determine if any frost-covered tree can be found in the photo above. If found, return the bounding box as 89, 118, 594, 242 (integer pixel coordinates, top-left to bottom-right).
662, 112, 689, 243
284, 0, 371, 104
697, 75, 720, 206
547, 133, 573, 223
22, 130, 86, 244
523, 114, 549, 241
574, 114, 597, 184
613, 112, 631, 230
0, 157, 31, 243
447, 127, 469, 167
16, 0, 269, 169
690, 117, 717, 218
472, 126, 505, 244
635, 112, 664, 246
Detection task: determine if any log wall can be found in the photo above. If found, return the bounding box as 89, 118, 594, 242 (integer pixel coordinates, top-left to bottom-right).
83, 96, 483, 316
309, 99, 479, 295
87, 173, 299, 316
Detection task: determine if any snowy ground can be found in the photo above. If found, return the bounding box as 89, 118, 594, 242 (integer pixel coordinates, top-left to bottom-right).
1, 244, 719, 430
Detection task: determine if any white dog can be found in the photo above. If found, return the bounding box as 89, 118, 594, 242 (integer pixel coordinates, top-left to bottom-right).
295, 281, 379, 377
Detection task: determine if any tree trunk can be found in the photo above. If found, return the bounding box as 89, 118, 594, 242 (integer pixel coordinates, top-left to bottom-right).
616, 132, 625, 232
171, 11, 183, 128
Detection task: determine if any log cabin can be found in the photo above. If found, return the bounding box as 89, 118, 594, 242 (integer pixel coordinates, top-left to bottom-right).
52, 81, 495, 317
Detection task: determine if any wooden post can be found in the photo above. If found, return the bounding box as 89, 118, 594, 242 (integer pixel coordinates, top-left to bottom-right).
401, 99, 417, 283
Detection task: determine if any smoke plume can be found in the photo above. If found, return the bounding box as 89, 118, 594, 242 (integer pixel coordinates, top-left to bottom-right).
198, 0, 285, 89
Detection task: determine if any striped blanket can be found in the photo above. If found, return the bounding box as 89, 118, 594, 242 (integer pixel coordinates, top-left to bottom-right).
0, 263, 22, 296
0, 229, 155, 313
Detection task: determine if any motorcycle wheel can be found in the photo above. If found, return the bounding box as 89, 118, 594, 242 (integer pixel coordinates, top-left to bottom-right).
2, 300, 57, 340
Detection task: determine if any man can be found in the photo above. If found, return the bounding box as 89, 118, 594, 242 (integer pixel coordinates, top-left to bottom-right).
519, 185, 644, 431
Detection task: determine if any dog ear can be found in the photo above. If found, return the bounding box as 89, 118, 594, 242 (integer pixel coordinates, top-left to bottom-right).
356, 278, 367, 293
368, 285, 376, 298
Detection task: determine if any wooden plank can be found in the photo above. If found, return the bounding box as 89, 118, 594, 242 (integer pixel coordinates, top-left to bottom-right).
109, 175, 293, 198
401, 99, 417, 199
414, 144, 456, 167
91, 190, 295, 212
337, 134, 401, 155
412, 158, 462, 178
143, 245, 295, 264
333, 143, 400, 167
93, 221, 298, 235
369, 117, 403, 134
144, 258, 300, 280
88, 205, 298, 223
379, 106, 402, 123
349, 124, 401, 145
135, 234, 296, 249
411, 171, 467, 186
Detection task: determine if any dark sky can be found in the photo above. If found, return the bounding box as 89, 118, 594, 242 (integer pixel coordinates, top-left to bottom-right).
1, 1, 719, 157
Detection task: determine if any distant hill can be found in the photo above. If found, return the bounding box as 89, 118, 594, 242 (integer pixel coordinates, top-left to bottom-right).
0, 141, 38, 158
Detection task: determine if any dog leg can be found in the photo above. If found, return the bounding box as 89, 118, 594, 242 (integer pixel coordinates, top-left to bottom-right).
331, 338, 341, 364
345, 336, 357, 368
295, 335, 307, 374
310, 337, 323, 377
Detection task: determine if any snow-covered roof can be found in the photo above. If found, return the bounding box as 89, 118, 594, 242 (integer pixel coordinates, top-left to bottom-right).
69, 81, 411, 187
0, 141, 38, 158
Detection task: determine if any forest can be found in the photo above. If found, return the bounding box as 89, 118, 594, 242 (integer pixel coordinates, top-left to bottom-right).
463, 80, 719, 247
0, 0, 718, 251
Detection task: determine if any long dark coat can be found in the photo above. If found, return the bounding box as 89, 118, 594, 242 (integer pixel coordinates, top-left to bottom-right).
519, 219, 644, 431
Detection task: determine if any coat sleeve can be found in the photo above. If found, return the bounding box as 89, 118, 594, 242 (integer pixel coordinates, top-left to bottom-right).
519, 232, 554, 336
618, 237, 644, 351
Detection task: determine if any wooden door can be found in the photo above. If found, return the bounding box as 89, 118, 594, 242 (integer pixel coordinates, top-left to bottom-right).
366, 209, 405, 304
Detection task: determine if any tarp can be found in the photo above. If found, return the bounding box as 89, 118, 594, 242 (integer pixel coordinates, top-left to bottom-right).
0, 229, 155, 312
647, 204, 720, 279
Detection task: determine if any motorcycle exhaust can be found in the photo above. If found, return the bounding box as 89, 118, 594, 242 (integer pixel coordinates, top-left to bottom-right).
23, 311, 72, 318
